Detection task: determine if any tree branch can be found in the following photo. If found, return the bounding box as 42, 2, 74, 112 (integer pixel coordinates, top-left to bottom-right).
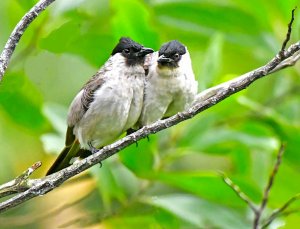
0, 0, 56, 81
0, 162, 42, 198
220, 173, 258, 214
0, 2, 300, 215
253, 144, 286, 229
221, 144, 288, 229
0, 39, 299, 212
280, 7, 297, 57
262, 194, 300, 229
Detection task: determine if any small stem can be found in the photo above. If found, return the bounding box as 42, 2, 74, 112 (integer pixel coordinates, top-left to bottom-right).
262, 193, 300, 228
279, 7, 296, 57
220, 173, 258, 214
253, 144, 285, 229
0, 161, 42, 198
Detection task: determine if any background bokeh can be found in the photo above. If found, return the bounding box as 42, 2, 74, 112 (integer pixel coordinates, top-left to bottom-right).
0, 0, 300, 228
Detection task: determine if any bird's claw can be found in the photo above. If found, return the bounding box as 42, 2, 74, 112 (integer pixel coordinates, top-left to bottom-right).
88, 142, 98, 154
88, 142, 103, 168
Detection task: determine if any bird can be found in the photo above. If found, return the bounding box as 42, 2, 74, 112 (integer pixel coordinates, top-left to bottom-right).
137, 40, 198, 127
46, 37, 153, 175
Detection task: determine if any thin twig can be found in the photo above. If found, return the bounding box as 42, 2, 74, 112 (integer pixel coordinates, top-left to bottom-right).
0, 161, 42, 198
220, 173, 258, 214
280, 7, 297, 57
261, 193, 300, 229
253, 144, 286, 229
0, 0, 56, 81
10, 15, 49, 66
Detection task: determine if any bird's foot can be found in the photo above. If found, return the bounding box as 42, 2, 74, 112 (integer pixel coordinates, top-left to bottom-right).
126, 128, 136, 136
127, 128, 140, 147
88, 142, 98, 154
88, 142, 102, 168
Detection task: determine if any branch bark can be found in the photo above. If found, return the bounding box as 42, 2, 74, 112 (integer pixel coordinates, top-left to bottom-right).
253, 144, 286, 229
0, 162, 42, 198
222, 143, 290, 229
0, 0, 56, 81
0, 0, 299, 215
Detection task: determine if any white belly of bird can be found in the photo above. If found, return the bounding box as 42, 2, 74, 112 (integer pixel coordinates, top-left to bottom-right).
75, 78, 133, 149
75, 70, 145, 149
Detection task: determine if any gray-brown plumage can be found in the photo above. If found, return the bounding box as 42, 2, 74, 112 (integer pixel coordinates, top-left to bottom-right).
46, 37, 153, 175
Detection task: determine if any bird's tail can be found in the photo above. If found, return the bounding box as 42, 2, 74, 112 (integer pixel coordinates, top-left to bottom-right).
46, 141, 81, 175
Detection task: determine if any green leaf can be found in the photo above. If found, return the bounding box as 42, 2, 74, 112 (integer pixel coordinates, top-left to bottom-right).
111, 0, 159, 49
152, 1, 264, 46
154, 171, 261, 207
24, 52, 96, 105
40, 20, 114, 66
104, 204, 182, 228
40, 103, 68, 154
0, 72, 49, 132
91, 160, 127, 211
144, 194, 250, 229
119, 136, 156, 177
198, 33, 224, 90
15, 0, 38, 11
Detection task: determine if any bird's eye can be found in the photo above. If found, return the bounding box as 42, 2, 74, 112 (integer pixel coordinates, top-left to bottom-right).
123, 48, 130, 54
173, 53, 180, 59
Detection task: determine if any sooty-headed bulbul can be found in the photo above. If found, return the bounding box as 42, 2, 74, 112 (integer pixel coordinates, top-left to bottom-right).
46, 37, 153, 175
137, 40, 198, 127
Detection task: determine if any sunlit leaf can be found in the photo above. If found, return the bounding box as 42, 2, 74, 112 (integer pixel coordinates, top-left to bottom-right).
119, 136, 156, 177
0, 72, 49, 132
154, 171, 261, 207
144, 194, 250, 228
111, 0, 159, 48
40, 20, 114, 66
152, 1, 265, 46
199, 33, 224, 90
40, 103, 67, 154
91, 160, 127, 211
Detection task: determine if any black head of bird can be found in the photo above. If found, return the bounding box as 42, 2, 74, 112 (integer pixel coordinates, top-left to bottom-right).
157, 40, 186, 68
111, 37, 154, 65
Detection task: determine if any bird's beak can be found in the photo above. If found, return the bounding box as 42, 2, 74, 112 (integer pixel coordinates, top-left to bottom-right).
137, 47, 154, 57
157, 55, 173, 64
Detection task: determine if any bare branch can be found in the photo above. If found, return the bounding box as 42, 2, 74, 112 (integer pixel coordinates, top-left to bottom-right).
0, 0, 56, 81
279, 7, 297, 57
0, 161, 42, 198
0, 2, 300, 215
1, 39, 299, 211
270, 50, 300, 73
220, 173, 258, 213
220, 144, 288, 229
253, 144, 286, 229
262, 194, 300, 229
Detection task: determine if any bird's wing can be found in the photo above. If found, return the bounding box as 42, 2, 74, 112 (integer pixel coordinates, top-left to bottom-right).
66, 64, 108, 146
48, 73, 105, 175
67, 69, 107, 128
81, 72, 105, 112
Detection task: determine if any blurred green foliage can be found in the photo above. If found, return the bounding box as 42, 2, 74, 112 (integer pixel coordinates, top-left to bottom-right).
0, 0, 300, 228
